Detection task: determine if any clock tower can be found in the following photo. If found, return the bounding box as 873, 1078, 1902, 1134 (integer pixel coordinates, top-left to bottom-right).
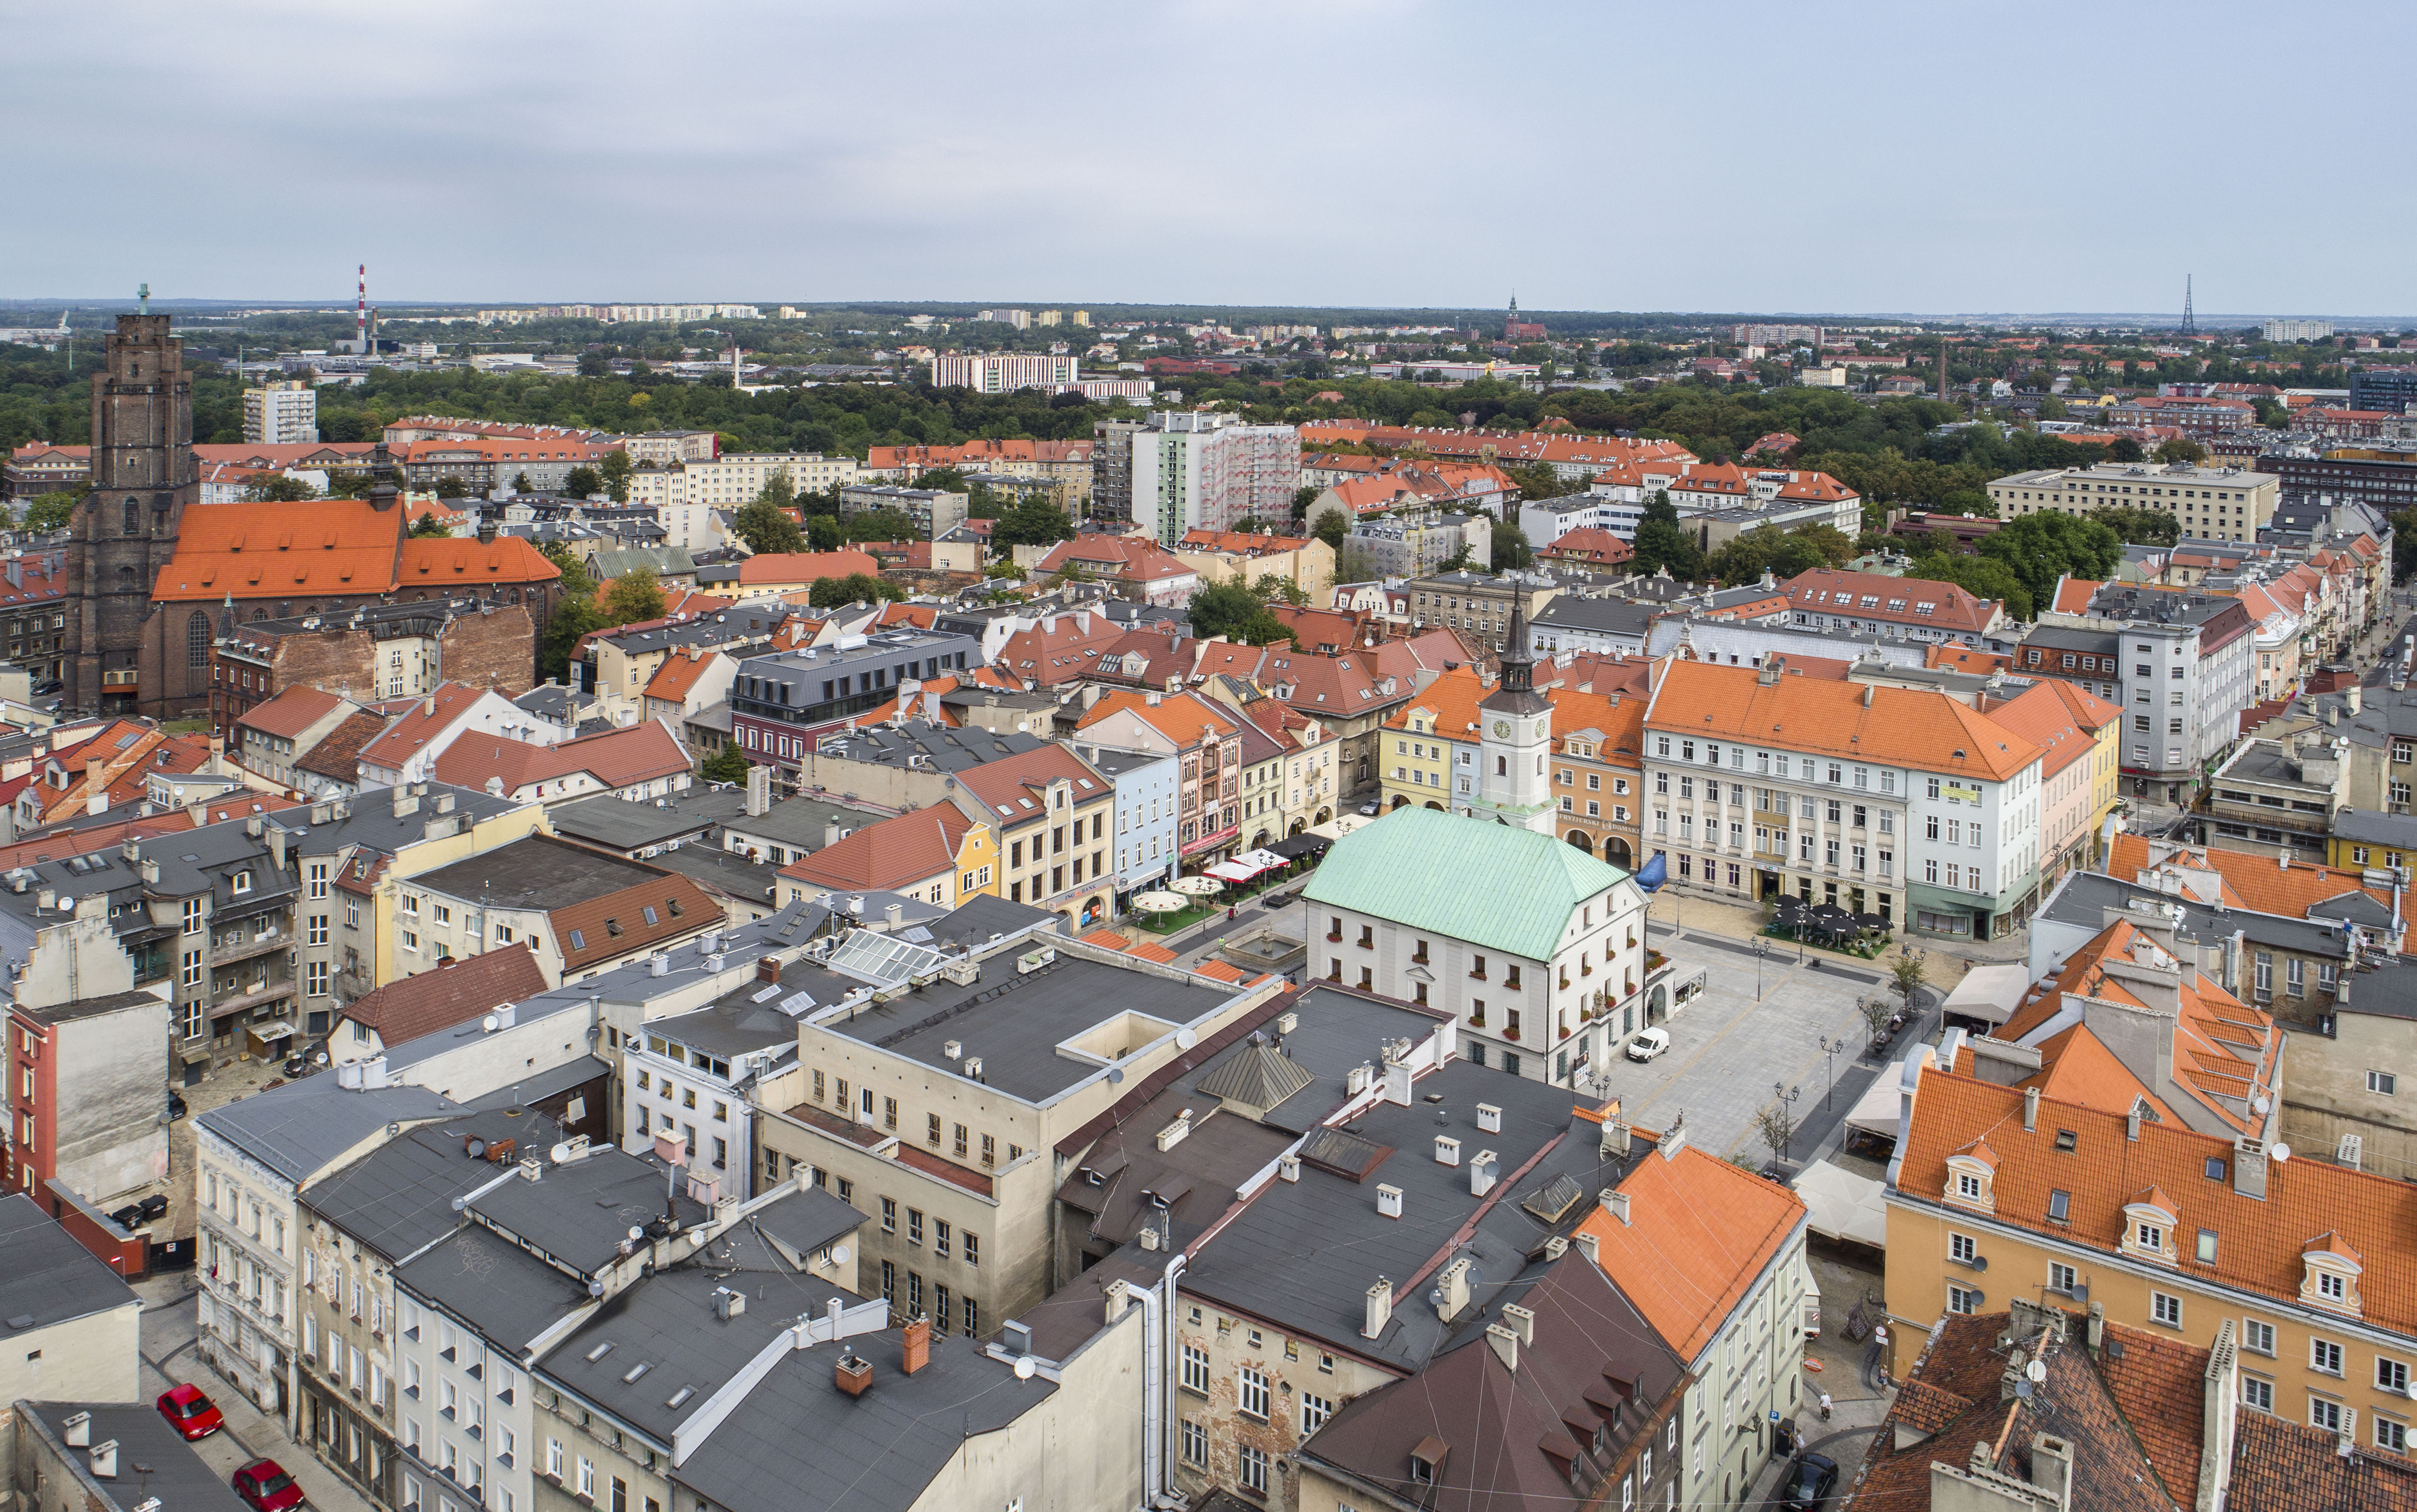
1472, 590, 1554, 832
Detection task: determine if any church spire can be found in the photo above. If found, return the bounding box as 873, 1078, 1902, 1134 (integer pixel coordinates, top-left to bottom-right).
1500, 591, 1535, 692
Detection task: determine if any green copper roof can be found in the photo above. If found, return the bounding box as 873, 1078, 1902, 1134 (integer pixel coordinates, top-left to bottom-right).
1303, 806, 1636, 963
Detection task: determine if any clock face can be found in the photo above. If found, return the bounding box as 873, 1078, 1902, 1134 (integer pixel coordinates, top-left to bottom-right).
1493, 720, 1510, 737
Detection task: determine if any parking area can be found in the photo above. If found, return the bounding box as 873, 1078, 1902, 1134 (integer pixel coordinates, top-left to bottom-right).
1592, 929, 1896, 1163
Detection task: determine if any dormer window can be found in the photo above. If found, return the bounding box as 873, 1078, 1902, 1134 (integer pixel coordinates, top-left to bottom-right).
2119, 1188, 2179, 1264
1944, 1143, 1997, 1214
2302, 1234, 2364, 1317
231, 870, 253, 896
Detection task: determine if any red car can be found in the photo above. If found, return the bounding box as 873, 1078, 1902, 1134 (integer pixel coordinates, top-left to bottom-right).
232, 1460, 306, 1512
155, 1384, 223, 1440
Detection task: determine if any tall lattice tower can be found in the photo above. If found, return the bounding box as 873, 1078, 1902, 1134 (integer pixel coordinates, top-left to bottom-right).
2181, 275, 2197, 338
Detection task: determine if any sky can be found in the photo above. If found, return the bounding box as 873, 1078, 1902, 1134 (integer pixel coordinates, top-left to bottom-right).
8, 0, 2408, 317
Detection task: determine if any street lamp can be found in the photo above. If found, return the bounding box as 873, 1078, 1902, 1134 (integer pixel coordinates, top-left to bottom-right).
1819, 1036, 1840, 1109
1754, 938, 1768, 1002
1772, 1082, 1803, 1161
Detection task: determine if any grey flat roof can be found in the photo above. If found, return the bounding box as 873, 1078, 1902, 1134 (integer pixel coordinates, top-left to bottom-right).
1531, 597, 1658, 635
283, 784, 532, 859
670, 1330, 1053, 1512
412, 833, 672, 911
465, 1144, 712, 1278
648, 996, 802, 1061
550, 789, 748, 851
922, 893, 1062, 952
16, 1401, 250, 1512
2041, 871, 2358, 958
2333, 807, 2417, 848
538, 1261, 851, 1449
0, 1191, 141, 1332
720, 794, 892, 850
2021, 625, 2121, 652
827, 954, 1240, 1104
1178, 1054, 1612, 1372
647, 844, 783, 904
198, 1076, 458, 1185
398, 1224, 593, 1347
304, 1107, 568, 1262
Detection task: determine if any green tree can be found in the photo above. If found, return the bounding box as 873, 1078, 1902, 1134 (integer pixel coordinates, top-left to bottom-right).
410, 512, 454, 537
2106, 437, 2144, 463
1291, 484, 1320, 520
600, 449, 634, 503
2089, 505, 2181, 548
732, 492, 805, 555
2154, 437, 2209, 464
1492, 518, 1534, 570
1504, 461, 1580, 502
562, 464, 604, 499
1904, 552, 2033, 620
511, 471, 535, 494
699, 742, 752, 785
1975, 512, 2121, 615
991, 497, 1074, 555
577, 349, 614, 379
434, 476, 471, 499
1188, 579, 1289, 644
911, 467, 968, 494
842, 507, 917, 543
537, 543, 604, 684
245, 474, 319, 503
1890, 951, 1928, 1016
1310, 505, 1349, 551
807, 572, 903, 607
21, 487, 83, 532
602, 567, 668, 625
806, 515, 846, 552
1629, 491, 1703, 579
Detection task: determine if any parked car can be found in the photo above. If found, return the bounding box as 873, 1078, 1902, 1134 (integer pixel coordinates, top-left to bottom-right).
156, 1383, 223, 1440
1357, 801, 1379, 816
232, 1460, 306, 1512
1624, 1026, 1671, 1062
1778, 1451, 1839, 1512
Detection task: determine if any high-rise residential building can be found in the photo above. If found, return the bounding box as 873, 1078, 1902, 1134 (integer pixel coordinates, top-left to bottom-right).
2038, 582, 2257, 807
1729, 322, 1823, 345
1032, 309, 1062, 326
242, 380, 319, 444
1090, 419, 1144, 521
2261, 318, 2334, 342
1128, 412, 1300, 543
928, 352, 1076, 393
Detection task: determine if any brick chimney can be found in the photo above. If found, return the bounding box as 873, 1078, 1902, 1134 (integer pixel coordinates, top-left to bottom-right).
835, 1353, 872, 1397
901, 1316, 931, 1376
756, 955, 781, 983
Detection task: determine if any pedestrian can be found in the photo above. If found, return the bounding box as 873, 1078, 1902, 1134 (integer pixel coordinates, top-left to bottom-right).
1819, 1392, 1833, 1421
1227, 906, 1235, 921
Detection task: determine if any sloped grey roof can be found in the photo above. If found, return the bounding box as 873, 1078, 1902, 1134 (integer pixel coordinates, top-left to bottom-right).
198, 1076, 458, 1186
1195, 1036, 1314, 1112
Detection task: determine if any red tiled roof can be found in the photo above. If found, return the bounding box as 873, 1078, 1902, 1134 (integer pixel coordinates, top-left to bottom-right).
235, 684, 345, 740
337, 943, 550, 1045
776, 806, 974, 893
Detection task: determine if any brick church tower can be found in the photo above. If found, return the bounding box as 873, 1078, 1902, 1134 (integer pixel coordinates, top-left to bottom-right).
66, 312, 195, 716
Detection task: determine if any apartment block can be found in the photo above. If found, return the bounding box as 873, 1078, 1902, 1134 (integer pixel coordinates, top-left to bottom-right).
242, 381, 319, 445
1987, 461, 2281, 543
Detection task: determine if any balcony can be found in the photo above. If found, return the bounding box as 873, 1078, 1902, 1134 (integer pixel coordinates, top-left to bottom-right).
210, 929, 288, 969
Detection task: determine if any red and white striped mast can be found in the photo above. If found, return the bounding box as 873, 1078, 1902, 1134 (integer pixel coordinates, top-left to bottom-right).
356, 264, 367, 350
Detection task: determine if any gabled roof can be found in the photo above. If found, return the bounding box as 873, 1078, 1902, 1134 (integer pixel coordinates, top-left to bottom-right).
357, 682, 499, 771
2107, 833, 2397, 924
337, 943, 550, 1046
431, 719, 689, 796
642, 648, 725, 704
1898, 1060, 2417, 1336
550, 871, 723, 975
734, 550, 879, 586
1646, 661, 2043, 781
1304, 807, 1636, 962
235, 683, 345, 740
775, 806, 974, 893
295, 710, 393, 781
1573, 1130, 1805, 1362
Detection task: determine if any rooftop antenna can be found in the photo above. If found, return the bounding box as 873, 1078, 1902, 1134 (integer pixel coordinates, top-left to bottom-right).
2180, 275, 2196, 338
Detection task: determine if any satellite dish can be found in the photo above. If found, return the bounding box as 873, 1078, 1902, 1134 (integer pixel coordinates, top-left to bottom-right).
1013, 1356, 1038, 1381
1107, 1067, 1125, 1084
54, 894, 70, 911
2253, 1094, 2270, 1114
2025, 1359, 2046, 1384
829, 1244, 849, 1266
1175, 1028, 1198, 1050
628, 1225, 645, 1242
2271, 1144, 2292, 1163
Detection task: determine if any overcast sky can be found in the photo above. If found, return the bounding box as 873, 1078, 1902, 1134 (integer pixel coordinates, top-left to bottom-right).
9, 0, 2404, 316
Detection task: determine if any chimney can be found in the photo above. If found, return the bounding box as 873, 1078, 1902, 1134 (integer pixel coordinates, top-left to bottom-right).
1433, 1135, 1461, 1166
2029, 1434, 2074, 1507
835, 1353, 872, 1398
1375, 1182, 1404, 1219
2233, 1136, 2269, 1200
423, 693, 436, 717
1476, 1102, 1502, 1134
901, 1316, 931, 1376
746, 762, 770, 817
1469, 1149, 1498, 1197
1606, 1188, 1632, 1225
822, 823, 842, 848
1278, 1154, 1300, 1182
1502, 1302, 1535, 1345
1362, 1278, 1392, 1339
2086, 1300, 2106, 1351
2023, 1086, 2039, 1132
207, 733, 225, 775
757, 955, 781, 983
1573, 1230, 1600, 1264
1435, 1256, 1472, 1320
61, 1412, 90, 1448
84, 757, 104, 816
885, 902, 902, 929
1657, 1114, 1688, 1161
88, 1440, 119, 1479
1485, 1322, 1520, 1372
